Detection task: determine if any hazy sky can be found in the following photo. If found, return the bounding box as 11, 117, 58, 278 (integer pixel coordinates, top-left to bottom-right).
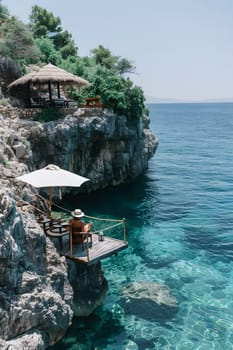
4, 0, 233, 100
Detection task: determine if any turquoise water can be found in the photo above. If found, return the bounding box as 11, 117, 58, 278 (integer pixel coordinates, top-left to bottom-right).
50, 103, 233, 350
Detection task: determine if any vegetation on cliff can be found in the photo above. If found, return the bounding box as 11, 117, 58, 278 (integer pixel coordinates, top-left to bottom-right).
0, 2, 147, 120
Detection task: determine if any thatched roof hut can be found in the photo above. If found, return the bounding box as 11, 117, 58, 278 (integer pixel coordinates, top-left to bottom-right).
8, 63, 90, 106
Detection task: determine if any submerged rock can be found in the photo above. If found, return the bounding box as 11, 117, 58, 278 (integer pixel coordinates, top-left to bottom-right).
121, 281, 178, 321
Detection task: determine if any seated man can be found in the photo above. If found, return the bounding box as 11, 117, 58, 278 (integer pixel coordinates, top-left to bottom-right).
68, 208, 92, 246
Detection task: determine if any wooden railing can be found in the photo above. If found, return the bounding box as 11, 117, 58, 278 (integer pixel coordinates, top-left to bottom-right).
80, 96, 104, 108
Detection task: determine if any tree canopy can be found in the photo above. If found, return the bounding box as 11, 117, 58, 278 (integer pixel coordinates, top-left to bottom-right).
0, 0, 9, 20
91, 45, 135, 75
0, 17, 41, 64
29, 5, 62, 38
0, 2, 147, 120
29, 5, 77, 59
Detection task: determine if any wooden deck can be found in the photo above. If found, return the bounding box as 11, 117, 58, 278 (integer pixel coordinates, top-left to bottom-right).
49, 233, 128, 265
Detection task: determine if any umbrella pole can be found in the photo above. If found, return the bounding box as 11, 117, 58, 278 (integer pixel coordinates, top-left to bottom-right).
49, 187, 53, 217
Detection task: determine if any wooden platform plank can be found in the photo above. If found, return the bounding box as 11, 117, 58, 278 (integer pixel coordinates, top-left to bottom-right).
49, 233, 128, 265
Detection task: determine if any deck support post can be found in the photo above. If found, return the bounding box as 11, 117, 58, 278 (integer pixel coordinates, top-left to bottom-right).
123, 218, 126, 242
86, 234, 90, 261
69, 230, 72, 257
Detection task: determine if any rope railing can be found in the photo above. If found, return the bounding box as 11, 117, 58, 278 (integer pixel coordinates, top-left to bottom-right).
34, 194, 123, 222
16, 195, 127, 250
51, 201, 123, 223
85, 214, 123, 223
47, 199, 70, 214
95, 221, 123, 233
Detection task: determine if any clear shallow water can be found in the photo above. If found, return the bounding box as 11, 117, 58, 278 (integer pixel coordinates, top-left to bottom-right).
50, 103, 233, 350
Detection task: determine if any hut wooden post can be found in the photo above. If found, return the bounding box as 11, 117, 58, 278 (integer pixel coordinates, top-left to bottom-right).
27, 82, 31, 107
57, 82, 61, 98
48, 80, 52, 105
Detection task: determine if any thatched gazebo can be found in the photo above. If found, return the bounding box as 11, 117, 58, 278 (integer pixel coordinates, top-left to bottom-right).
8, 63, 90, 107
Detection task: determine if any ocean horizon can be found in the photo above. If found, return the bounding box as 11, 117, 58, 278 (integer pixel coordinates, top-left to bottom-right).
146, 97, 233, 104
50, 102, 233, 350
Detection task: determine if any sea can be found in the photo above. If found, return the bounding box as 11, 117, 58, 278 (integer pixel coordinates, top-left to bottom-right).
49, 103, 233, 350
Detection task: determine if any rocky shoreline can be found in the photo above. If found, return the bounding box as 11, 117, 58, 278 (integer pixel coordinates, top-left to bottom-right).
0, 106, 158, 349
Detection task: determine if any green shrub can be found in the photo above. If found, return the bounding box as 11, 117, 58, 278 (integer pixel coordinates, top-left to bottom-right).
85, 66, 146, 121
33, 107, 63, 122
0, 98, 9, 105
0, 159, 8, 167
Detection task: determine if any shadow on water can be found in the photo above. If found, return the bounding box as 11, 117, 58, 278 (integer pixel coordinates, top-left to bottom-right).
129, 336, 159, 350
63, 173, 160, 223
142, 255, 178, 270
120, 297, 178, 322
61, 168, 194, 271
184, 225, 233, 261
48, 308, 125, 349
61, 173, 162, 259
63, 171, 192, 228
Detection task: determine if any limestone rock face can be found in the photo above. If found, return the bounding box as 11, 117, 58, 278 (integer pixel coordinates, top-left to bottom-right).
67, 260, 108, 317
25, 109, 158, 193
0, 331, 45, 350
0, 189, 73, 349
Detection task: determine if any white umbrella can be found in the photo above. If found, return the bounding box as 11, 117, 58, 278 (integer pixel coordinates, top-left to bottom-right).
17, 164, 90, 214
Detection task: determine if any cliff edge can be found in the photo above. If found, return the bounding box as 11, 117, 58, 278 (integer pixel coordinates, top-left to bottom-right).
24, 108, 158, 194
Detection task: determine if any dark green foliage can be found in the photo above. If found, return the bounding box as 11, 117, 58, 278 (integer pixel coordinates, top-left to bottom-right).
125, 84, 146, 120
53, 30, 77, 58
35, 37, 62, 65
91, 45, 119, 70
85, 65, 146, 120
0, 17, 41, 64
0, 0, 9, 19
1, 3, 146, 121
60, 41, 77, 59
0, 56, 22, 95
0, 56, 21, 80
99, 74, 127, 114
91, 45, 135, 75
116, 57, 136, 75
29, 5, 77, 59
33, 107, 63, 122
60, 55, 86, 77
53, 30, 72, 49
29, 5, 62, 38
86, 45, 144, 120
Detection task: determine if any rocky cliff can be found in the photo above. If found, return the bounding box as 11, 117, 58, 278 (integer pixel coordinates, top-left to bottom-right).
0, 106, 158, 349
23, 108, 158, 194
0, 188, 73, 349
